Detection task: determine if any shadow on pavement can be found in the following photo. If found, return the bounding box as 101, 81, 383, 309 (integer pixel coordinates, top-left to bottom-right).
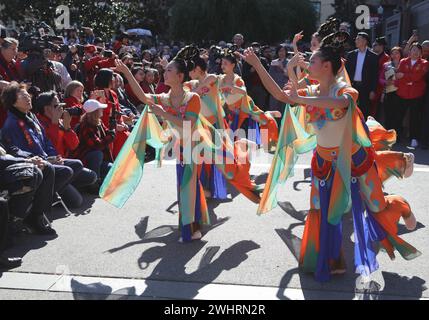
275, 200, 426, 300
69, 240, 260, 300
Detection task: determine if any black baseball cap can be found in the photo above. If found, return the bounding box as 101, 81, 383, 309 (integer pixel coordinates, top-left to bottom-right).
375, 37, 387, 46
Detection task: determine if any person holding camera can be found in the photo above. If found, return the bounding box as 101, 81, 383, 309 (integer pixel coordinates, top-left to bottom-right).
94, 69, 130, 159
44, 48, 72, 91
34, 91, 98, 199
62, 45, 85, 84
83, 45, 116, 93
63, 80, 85, 130
72, 99, 115, 189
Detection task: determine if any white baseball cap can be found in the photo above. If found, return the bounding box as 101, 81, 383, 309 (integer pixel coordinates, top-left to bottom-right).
83, 99, 108, 113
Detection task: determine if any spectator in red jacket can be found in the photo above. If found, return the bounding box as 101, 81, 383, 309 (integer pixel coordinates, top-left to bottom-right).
141, 68, 156, 95
83, 46, 116, 92
73, 99, 114, 187
0, 38, 21, 82
34, 91, 79, 158
33, 91, 98, 200
94, 69, 130, 159
395, 43, 429, 148
64, 80, 85, 130
113, 33, 130, 54
154, 63, 170, 94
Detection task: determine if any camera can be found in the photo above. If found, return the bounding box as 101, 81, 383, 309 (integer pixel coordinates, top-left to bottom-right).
75, 44, 85, 57
109, 117, 117, 131
103, 50, 113, 58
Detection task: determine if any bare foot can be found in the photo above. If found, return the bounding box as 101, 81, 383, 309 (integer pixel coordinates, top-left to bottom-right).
404, 153, 415, 178
331, 269, 347, 276
404, 212, 417, 231
178, 231, 202, 243
192, 231, 203, 241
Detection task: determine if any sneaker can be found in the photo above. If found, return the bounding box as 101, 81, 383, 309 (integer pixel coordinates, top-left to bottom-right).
410, 139, 419, 148
0, 256, 22, 270
403, 212, 417, 231
25, 214, 57, 236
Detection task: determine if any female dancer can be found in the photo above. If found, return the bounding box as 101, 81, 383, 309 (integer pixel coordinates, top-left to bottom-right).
114, 50, 208, 243
287, 20, 415, 186
184, 45, 272, 203
240, 30, 420, 282
184, 46, 229, 200
219, 48, 280, 148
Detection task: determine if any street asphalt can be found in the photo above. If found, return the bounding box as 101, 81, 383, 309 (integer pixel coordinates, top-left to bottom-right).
0, 143, 428, 300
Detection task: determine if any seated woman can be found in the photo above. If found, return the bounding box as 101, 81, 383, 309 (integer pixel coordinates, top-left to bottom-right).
72, 99, 115, 192
1, 82, 87, 209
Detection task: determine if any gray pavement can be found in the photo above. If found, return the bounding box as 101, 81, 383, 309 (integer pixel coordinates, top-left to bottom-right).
0, 144, 428, 300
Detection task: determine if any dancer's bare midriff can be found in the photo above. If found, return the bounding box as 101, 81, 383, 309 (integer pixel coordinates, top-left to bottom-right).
312, 115, 348, 148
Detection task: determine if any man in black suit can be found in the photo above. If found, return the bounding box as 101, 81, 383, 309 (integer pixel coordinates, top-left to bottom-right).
345, 32, 379, 119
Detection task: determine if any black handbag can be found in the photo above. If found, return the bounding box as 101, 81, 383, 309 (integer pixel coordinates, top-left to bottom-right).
0, 163, 39, 195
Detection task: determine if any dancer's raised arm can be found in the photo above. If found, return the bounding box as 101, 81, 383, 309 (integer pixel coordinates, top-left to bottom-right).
239, 48, 292, 104
114, 59, 153, 105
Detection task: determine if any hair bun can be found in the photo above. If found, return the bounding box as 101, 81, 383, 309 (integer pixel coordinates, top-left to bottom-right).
319, 17, 350, 55
318, 18, 340, 40
175, 45, 200, 62
221, 45, 239, 59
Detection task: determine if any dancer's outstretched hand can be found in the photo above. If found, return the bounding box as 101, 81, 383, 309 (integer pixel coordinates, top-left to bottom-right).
288, 53, 306, 69
149, 103, 165, 117
293, 31, 304, 46
285, 81, 299, 104
114, 59, 130, 74
239, 47, 261, 67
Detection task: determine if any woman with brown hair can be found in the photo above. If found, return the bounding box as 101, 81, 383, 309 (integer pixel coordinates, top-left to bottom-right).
380, 47, 403, 131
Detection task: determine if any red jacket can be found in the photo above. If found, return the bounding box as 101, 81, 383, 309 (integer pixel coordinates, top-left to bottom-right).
0, 52, 21, 82
155, 82, 170, 94
125, 83, 142, 106
395, 57, 429, 100
73, 120, 114, 164
64, 96, 84, 130
84, 56, 116, 92
37, 114, 80, 158
98, 89, 130, 159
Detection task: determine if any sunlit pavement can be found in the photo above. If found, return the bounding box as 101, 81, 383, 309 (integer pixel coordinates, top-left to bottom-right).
1, 144, 428, 300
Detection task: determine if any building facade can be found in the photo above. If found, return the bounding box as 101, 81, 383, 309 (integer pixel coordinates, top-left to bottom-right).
381, 0, 429, 47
